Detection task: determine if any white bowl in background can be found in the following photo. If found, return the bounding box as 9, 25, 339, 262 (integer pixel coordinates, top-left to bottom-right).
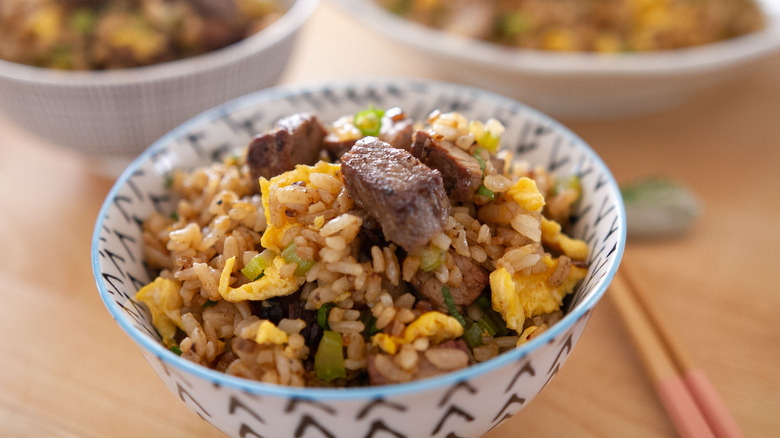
0, 0, 318, 170
332, 0, 780, 118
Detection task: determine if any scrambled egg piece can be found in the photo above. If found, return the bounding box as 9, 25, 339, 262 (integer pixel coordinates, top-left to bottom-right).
506, 177, 545, 212
540, 217, 588, 261
490, 256, 587, 332
260, 161, 341, 252
218, 256, 304, 302
372, 333, 406, 355
135, 277, 184, 346
517, 326, 539, 346
370, 311, 464, 355
403, 311, 464, 343
255, 320, 289, 345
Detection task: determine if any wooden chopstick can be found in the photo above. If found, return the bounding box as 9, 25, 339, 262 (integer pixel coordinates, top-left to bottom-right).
610, 265, 745, 438
617, 265, 745, 438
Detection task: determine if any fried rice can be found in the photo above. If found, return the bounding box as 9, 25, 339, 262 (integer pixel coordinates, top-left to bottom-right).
136, 108, 589, 387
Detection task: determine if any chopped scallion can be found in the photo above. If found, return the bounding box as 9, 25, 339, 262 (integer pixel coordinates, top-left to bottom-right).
477, 184, 495, 200
170, 345, 182, 356
463, 324, 484, 349
353, 106, 385, 137
473, 147, 487, 170
281, 242, 316, 276
314, 331, 346, 381
317, 302, 335, 330
241, 249, 276, 281
441, 286, 466, 327
417, 246, 445, 272
202, 300, 218, 309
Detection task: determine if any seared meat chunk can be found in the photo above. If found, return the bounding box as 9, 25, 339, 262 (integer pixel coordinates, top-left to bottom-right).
410, 131, 483, 202
379, 107, 414, 151
247, 113, 326, 181
410, 254, 488, 311
341, 137, 450, 252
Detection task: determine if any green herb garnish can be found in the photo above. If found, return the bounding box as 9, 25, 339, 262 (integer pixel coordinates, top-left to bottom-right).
441, 286, 466, 327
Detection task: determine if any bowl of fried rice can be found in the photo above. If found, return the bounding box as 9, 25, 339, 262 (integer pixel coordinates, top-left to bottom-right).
0, 0, 318, 172
333, 0, 780, 118
93, 77, 626, 437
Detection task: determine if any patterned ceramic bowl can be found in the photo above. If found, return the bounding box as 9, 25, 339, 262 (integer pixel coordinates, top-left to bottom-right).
93, 78, 625, 438
0, 0, 318, 171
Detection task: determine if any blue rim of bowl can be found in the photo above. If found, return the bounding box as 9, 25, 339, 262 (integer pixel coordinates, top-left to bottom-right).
330, 0, 780, 76
92, 76, 626, 400
0, 0, 319, 86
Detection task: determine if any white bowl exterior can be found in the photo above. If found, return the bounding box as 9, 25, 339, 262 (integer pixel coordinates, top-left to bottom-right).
93, 78, 625, 437
333, 0, 780, 118
0, 0, 318, 159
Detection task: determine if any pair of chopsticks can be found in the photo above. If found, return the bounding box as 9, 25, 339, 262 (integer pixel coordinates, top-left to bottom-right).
609, 264, 743, 438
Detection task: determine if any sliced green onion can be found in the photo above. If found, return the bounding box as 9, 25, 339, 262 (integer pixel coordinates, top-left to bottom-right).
463, 324, 484, 349
475, 316, 498, 337
71, 8, 97, 35
473, 147, 487, 170
354, 106, 385, 137
366, 315, 379, 337
551, 175, 582, 198
475, 293, 508, 336
241, 249, 276, 281
317, 302, 335, 330
478, 131, 500, 153
441, 286, 466, 327
202, 300, 218, 309
314, 330, 346, 382
498, 12, 531, 37
281, 242, 315, 276
477, 184, 495, 201
417, 246, 445, 272
169, 345, 182, 356
169, 212, 179, 221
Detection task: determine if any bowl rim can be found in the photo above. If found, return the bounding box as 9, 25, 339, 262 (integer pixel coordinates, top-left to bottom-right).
331, 0, 780, 76
0, 0, 319, 86
92, 76, 626, 400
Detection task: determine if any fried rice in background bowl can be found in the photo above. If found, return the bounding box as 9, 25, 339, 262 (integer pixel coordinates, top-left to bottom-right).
332, 0, 780, 118
93, 77, 625, 437
0, 0, 318, 174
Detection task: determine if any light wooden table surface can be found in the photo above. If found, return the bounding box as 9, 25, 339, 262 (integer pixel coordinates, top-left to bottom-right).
1, 3, 778, 437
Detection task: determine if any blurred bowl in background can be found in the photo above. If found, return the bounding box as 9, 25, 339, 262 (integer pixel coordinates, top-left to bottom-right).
332, 0, 780, 119
0, 0, 318, 173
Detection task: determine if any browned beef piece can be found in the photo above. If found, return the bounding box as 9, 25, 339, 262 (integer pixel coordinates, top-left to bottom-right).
340, 137, 450, 252
410, 131, 483, 203
322, 135, 357, 162
247, 113, 326, 181
379, 108, 414, 151
410, 254, 488, 311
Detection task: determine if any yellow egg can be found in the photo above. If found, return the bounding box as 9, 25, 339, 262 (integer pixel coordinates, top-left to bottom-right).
490, 257, 588, 332
255, 320, 289, 345
516, 326, 539, 346
218, 256, 304, 302
403, 311, 464, 343
489, 268, 526, 331
135, 277, 184, 346
506, 177, 545, 212
371, 333, 405, 355
540, 217, 588, 261
260, 161, 341, 251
